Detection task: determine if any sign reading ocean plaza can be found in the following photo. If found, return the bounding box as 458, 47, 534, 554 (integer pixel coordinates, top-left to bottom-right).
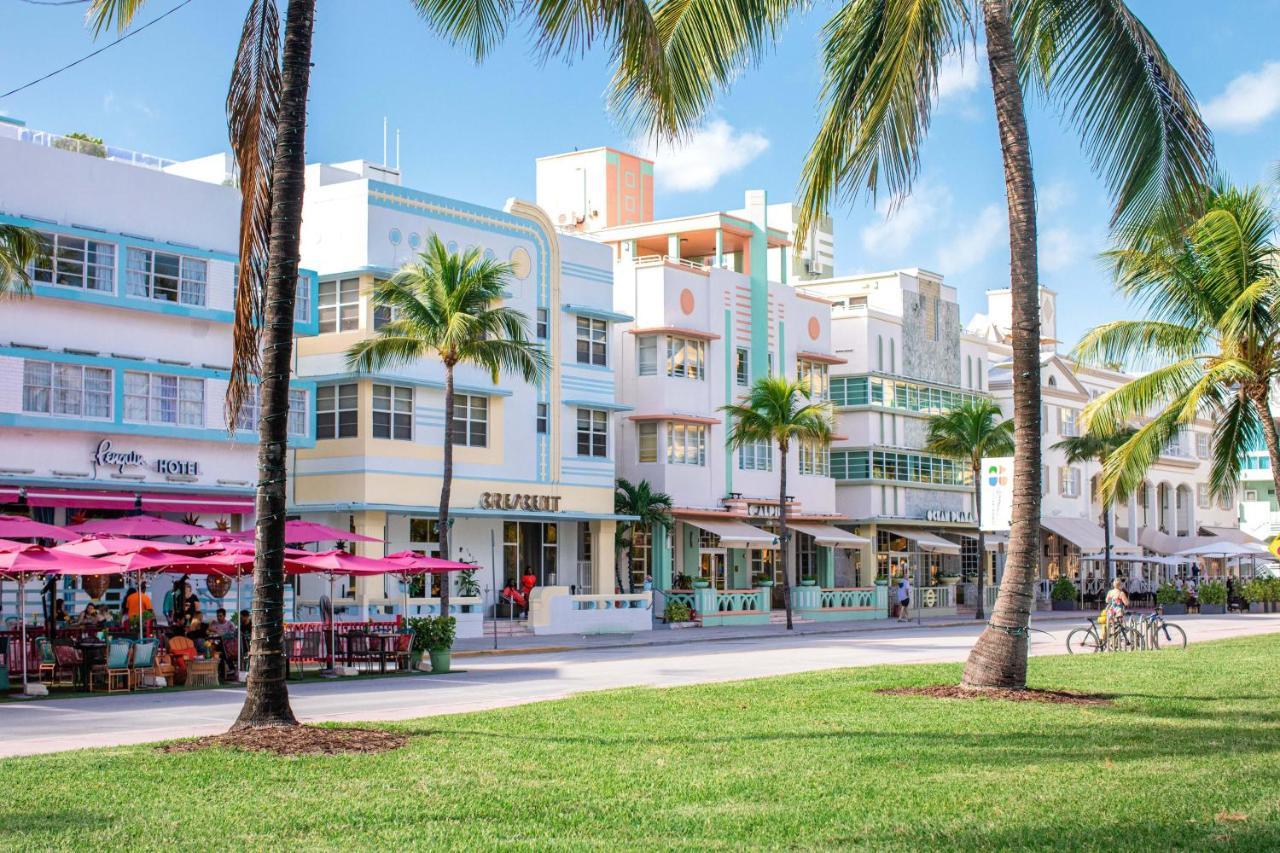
478, 492, 563, 512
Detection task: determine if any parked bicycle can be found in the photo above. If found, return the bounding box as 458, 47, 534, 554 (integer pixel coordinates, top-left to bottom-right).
1139, 606, 1187, 650
1065, 607, 1185, 654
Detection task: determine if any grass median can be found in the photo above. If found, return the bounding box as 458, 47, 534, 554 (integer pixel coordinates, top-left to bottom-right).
3, 634, 1279, 850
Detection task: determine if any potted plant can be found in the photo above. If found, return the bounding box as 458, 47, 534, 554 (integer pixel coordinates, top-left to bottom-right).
663, 599, 693, 624
672, 573, 694, 591
692, 576, 712, 589
1242, 579, 1265, 613
408, 615, 456, 673
754, 572, 774, 589
1156, 583, 1187, 615
1050, 577, 1077, 611
457, 568, 480, 598
1197, 580, 1227, 614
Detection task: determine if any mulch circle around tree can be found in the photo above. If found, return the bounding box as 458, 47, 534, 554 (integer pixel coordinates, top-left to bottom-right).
877, 686, 1112, 706
159, 725, 408, 756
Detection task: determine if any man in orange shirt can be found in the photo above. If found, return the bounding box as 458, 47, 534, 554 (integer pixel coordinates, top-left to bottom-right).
124, 582, 153, 619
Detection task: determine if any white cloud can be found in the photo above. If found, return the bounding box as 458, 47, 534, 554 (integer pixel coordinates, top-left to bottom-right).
1203, 61, 1280, 132
1039, 227, 1081, 273
860, 186, 948, 257
643, 120, 770, 192
1038, 181, 1076, 216
936, 46, 985, 103
937, 204, 1005, 273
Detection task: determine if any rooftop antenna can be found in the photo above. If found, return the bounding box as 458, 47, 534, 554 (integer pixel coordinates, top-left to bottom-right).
382, 116, 388, 167
395, 128, 401, 172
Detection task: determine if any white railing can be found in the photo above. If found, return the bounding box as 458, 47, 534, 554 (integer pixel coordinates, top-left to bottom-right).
634, 254, 712, 273
567, 593, 651, 611
17, 128, 177, 171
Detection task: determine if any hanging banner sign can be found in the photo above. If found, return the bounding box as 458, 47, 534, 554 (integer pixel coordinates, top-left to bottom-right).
979, 456, 1014, 532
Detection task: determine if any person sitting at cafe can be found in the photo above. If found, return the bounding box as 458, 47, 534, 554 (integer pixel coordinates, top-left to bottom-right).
186, 612, 210, 654
501, 579, 527, 616
181, 582, 201, 623
76, 603, 104, 628
209, 608, 234, 639
54, 598, 70, 624
124, 583, 153, 621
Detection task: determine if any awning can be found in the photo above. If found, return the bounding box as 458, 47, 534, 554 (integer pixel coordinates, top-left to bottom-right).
0, 486, 254, 514
684, 518, 777, 548
787, 522, 869, 548
954, 530, 1008, 551
1040, 516, 1140, 554
1201, 526, 1267, 548
1139, 529, 1201, 556
883, 528, 962, 555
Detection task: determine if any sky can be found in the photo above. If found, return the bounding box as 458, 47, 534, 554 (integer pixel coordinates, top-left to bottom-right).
2, 1, 1278, 349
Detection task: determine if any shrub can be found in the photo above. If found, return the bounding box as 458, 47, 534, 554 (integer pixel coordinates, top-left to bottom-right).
1155, 583, 1184, 605
407, 615, 455, 652
1198, 581, 1227, 605
1051, 577, 1077, 602
457, 568, 480, 597
664, 599, 693, 623
1242, 579, 1269, 603
672, 573, 694, 591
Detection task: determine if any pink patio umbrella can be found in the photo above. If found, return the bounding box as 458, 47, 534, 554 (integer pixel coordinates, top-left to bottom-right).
69, 515, 211, 539
0, 538, 27, 552
100, 548, 223, 642
0, 515, 76, 541
226, 520, 382, 545
0, 546, 113, 688
56, 536, 218, 558
385, 551, 475, 620
288, 550, 391, 675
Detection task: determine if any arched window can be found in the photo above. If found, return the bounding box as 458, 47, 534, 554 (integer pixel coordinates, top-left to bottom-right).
1048, 375, 1057, 388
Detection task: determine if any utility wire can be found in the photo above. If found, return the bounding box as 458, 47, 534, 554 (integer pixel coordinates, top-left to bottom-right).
13, 1, 92, 7
2, 0, 197, 100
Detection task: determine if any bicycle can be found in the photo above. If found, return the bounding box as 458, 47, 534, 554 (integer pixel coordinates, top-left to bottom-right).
1065, 611, 1139, 653
1140, 606, 1187, 650
1065, 618, 1104, 654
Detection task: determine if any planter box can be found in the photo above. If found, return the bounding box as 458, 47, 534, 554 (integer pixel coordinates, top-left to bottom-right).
1161, 603, 1187, 615
1199, 604, 1226, 615
1051, 599, 1075, 611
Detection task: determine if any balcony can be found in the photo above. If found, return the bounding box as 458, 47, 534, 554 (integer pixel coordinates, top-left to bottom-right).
8, 126, 177, 171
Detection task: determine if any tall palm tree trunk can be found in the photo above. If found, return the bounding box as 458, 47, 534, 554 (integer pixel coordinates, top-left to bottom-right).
974, 462, 985, 621
1102, 498, 1114, 585
962, 0, 1041, 690
1249, 393, 1280, 498
779, 444, 793, 630
437, 364, 455, 617
234, 0, 314, 730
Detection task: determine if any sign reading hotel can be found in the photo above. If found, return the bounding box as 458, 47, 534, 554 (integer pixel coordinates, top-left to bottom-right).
92, 439, 200, 479
479, 492, 562, 512
979, 456, 1013, 532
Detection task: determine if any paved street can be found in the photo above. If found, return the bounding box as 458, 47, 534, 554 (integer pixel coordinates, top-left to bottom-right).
4, 614, 1278, 758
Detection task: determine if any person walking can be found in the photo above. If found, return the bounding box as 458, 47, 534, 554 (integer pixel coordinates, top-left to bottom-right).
896, 574, 912, 623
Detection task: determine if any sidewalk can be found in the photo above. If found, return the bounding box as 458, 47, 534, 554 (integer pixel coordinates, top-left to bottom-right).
453, 609, 1092, 657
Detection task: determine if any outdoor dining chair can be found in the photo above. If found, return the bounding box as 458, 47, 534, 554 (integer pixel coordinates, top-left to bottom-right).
51, 642, 81, 687
129, 640, 158, 690
91, 639, 133, 693
394, 630, 415, 672
35, 637, 56, 683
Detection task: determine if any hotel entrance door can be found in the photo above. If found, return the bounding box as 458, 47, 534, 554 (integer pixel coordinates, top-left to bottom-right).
502, 521, 559, 587
699, 550, 727, 589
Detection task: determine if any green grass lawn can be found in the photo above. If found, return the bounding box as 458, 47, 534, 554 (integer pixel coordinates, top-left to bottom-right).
3, 635, 1279, 851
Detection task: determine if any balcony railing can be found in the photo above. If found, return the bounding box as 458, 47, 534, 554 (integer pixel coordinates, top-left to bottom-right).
634, 254, 712, 273
16, 127, 177, 171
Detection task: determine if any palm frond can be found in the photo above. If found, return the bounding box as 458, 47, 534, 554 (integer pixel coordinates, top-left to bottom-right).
1013, 0, 1214, 228
86, 0, 148, 33
1071, 319, 1206, 371
925, 399, 1013, 464
224, 0, 282, 428
795, 0, 970, 245
412, 0, 514, 61
1208, 390, 1256, 503
1081, 357, 1201, 434
0, 224, 46, 300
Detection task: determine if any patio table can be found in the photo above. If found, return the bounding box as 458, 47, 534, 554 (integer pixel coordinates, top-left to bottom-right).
342, 631, 393, 674
74, 640, 106, 691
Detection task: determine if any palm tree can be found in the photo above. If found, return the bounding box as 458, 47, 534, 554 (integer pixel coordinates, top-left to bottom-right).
0, 224, 44, 299
615, 478, 674, 593
609, 0, 1213, 689
88, 0, 660, 728
1078, 182, 1280, 514
1052, 426, 1136, 586
924, 399, 1014, 620
347, 237, 550, 616
722, 376, 832, 630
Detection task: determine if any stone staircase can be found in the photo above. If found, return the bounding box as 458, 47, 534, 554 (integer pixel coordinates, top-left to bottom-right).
484, 619, 534, 638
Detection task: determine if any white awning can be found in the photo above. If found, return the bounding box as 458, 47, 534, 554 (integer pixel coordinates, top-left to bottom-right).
787, 522, 870, 548
684, 518, 777, 548
883, 528, 962, 555
1040, 516, 1140, 554
1201, 526, 1268, 550
953, 531, 1008, 551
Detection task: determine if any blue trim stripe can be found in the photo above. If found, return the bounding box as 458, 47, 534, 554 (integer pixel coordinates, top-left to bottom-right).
563, 399, 633, 412
305, 372, 513, 398
561, 261, 613, 285
562, 303, 633, 323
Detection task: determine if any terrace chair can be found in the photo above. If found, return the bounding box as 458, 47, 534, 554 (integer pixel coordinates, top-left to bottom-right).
285, 630, 324, 680
91, 639, 133, 693
129, 640, 158, 690
35, 637, 56, 683
51, 642, 82, 688
167, 636, 198, 686
394, 630, 415, 672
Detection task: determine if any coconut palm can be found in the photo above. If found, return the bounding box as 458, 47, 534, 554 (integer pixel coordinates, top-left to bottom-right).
608, 0, 1213, 689
1052, 426, 1136, 586
0, 224, 44, 299
722, 376, 832, 630
615, 478, 674, 593
348, 237, 550, 615
924, 399, 1014, 620
1078, 182, 1280, 515
88, 0, 660, 728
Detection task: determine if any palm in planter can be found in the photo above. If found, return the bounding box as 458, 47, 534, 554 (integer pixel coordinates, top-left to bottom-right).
615, 479, 673, 593
925, 399, 1014, 620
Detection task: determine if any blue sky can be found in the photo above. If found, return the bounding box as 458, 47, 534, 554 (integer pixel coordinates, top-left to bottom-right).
2, 1, 1278, 348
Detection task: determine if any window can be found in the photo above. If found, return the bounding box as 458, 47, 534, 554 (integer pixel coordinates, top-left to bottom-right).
738, 439, 772, 471
576, 316, 608, 366
235, 386, 309, 437
876, 336, 883, 371
1059, 407, 1079, 437
536, 402, 548, 434
318, 278, 360, 333
889, 339, 895, 373
829, 375, 984, 413
316, 384, 358, 439
966, 356, 973, 389
666, 422, 706, 466
637, 422, 658, 463
637, 335, 657, 376
126, 248, 207, 306
124, 371, 204, 426
294, 274, 312, 323
372, 384, 413, 440
1196, 432, 1211, 460
1059, 466, 1081, 498
372, 286, 396, 330
576, 408, 609, 457
22, 360, 111, 419
1041, 404, 1049, 436
451, 394, 489, 447
799, 441, 830, 476
1197, 483, 1211, 509
735, 347, 750, 387
30, 231, 115, 292
830, 449, 972, 485
536, 307, 549, 340
629, 527, 651, 589
666, 336, 705, 380
1042, 465, 1050, 497
797, 360, 829, 400
1217, 489, 1234, 511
